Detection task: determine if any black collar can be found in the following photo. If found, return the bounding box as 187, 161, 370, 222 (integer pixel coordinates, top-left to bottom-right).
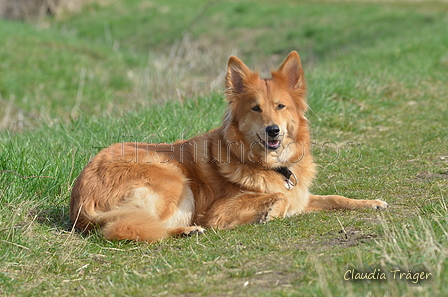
274, 167, 293, 180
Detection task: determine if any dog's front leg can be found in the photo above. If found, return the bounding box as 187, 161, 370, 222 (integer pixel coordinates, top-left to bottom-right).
305, 194, 388, 211
202, 192, 290, 230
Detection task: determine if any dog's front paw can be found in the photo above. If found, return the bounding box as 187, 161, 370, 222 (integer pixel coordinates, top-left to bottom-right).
373, 199, 388, 210
258, 211, 270, 224
258, 205, 286, 224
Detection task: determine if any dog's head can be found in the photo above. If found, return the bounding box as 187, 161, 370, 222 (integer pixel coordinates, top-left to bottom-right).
222, 51, 311, 167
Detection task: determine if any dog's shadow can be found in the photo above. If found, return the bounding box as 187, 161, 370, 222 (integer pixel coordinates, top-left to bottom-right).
34, 205, 73, 233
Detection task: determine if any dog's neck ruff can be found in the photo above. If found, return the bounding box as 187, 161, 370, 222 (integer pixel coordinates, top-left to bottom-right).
274, 167, 297, 190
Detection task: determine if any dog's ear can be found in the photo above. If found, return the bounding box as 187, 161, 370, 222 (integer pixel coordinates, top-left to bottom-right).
278, 51, 305, 90
226, 56, 252, 94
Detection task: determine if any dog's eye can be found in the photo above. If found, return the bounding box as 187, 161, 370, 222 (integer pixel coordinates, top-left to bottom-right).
252, 106, 261, 112
277, 104, 286, 110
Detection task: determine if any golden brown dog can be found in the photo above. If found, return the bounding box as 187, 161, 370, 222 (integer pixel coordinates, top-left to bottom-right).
70, 51, 387, 241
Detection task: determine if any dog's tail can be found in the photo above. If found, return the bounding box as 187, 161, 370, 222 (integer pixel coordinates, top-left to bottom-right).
70, 189, 169, 242
94, 208, 169, 242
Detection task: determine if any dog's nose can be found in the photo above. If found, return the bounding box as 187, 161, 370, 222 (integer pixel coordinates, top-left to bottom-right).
265, 125, 280, 138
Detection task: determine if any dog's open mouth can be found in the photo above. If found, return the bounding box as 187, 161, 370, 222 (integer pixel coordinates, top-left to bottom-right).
257, 134, 281, 150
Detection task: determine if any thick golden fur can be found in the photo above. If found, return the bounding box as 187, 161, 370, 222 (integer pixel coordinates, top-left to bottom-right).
70, 51, 388, 242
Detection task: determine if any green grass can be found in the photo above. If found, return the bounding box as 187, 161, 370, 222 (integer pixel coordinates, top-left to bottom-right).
1, 0, 448, 296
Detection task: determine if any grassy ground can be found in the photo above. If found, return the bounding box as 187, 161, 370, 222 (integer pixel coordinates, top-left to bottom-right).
1, 0, 447, 296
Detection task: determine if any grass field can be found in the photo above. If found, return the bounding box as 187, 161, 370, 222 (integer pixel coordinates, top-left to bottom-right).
1, 0, 447, 296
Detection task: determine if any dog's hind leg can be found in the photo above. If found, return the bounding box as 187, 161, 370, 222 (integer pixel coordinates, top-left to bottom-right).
202, 192, 290, 230
305, 194, 388, 212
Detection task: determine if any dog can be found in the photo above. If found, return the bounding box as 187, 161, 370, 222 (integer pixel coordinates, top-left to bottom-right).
70, 51, 388, 241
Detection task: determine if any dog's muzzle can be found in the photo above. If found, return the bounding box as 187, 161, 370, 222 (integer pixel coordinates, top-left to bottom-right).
258, 125, 282, 150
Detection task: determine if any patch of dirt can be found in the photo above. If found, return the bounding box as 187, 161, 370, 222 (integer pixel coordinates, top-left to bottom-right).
318, 227, 378, 248
278, 226, 380, 252
416, 170, 448, 180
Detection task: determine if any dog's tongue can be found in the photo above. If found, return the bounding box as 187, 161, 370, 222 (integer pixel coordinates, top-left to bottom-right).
268, 140, 280, 148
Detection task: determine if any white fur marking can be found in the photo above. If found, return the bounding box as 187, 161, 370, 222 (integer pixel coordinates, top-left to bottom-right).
126, 187, 158, 218
374, 199, 388, 209
163, 187, 195, 229
128, 187, 195, 229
